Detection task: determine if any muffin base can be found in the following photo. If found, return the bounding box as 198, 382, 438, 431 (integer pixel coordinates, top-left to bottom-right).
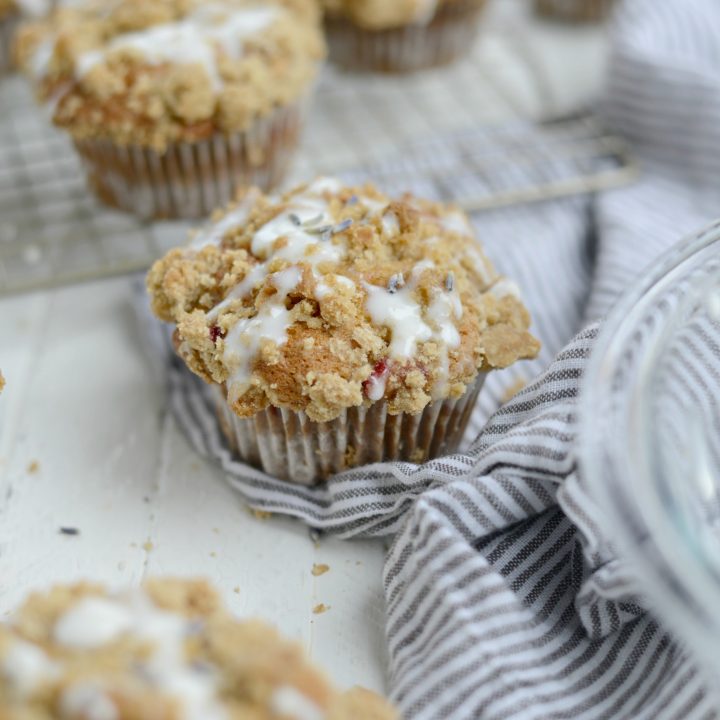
72, 100, 307, 220
0, 10, 19, 76
325, 0, 487, 74
212, 375, 485, 485
534, 0, 615, 23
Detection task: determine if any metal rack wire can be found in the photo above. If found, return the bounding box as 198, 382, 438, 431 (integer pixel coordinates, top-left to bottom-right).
0, 54, 636, 296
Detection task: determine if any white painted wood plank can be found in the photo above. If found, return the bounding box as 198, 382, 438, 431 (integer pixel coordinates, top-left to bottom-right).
0, 278, 159, 608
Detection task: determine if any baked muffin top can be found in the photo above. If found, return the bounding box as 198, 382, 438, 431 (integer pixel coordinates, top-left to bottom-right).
14, 0, 325, 150
323, 0, 458, 30
147, 178, 539, 423
0, 579, 396, 719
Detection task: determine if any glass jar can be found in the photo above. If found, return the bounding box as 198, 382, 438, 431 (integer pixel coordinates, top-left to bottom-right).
579, 220, 720, 699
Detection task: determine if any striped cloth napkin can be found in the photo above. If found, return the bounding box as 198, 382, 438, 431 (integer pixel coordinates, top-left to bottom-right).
151, 0, 720, 716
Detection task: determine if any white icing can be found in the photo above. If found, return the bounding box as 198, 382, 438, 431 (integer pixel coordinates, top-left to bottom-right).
381, 211, 399, 236
306, 177, 342, 194
2, 640, 59, 696
363, 282, 432, 360
441, 211, 473, 237
190, 190, 260, 250
365, 372, 387, 402
222, 267, 301, 402
271, 686, 326, 720
363, 259, 465, 399
54, 597, 135, 648
251, 205, 343, 267
466, 246, 496, 287
76, 4, 278, 90
53, 593, 227, 720
426, 288, 463, 399
360, 197, 386, 215
489, 278, 521, 299
427, 292, 462, 348
60, 684, 118, 720
314, 274, 355, 300
208, 179, 359, 400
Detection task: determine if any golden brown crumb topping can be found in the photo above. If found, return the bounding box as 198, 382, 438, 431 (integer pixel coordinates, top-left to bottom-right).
324, 0, 459, 29
0, 579, 397, 719
147, 178, 540, 422
14, 0, 325, 150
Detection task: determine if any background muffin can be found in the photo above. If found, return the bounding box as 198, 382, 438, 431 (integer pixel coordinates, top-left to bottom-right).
147, 178, 540, 484
0, 578, 397, 719
323, 0, 487, 73
14, 0, 326, 219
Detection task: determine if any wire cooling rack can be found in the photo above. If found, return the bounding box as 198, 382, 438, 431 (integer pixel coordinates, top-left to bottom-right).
0, 58, 635, 296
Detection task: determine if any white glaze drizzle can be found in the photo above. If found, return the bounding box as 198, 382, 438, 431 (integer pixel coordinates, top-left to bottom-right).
381, 211, 399, 236
60, 683, 118, 720
441, 210, 474, 237
53, 594, 227, 720
466, 246, 497, 287
222, 266, 301, 402
271, 686, 326, 720
363, 263, 435, 360
363, 260, 464, 399
190, 189, 261, 250
489, 278, 521, 299
364, 371, 388, 402
75, 4, 278, 90
54, 597, 135, 648
207, 179, 359, 400
2, 640, 59, 696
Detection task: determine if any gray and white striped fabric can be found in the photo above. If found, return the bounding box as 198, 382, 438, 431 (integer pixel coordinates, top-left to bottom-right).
148, 0, 720, 716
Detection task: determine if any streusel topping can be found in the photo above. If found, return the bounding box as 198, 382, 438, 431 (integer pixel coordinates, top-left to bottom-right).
148, 178, 539, 422
14, 0, 324, 150
0, 579, 396, 719
323, 0, 453, 30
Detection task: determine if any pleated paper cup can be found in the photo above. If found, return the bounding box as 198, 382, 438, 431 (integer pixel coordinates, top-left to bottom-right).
0, 11, 19, 76
212, 374, 485, 486
325, 0, 487, 74
534, 0, 615, 23
72, 98, 308, 220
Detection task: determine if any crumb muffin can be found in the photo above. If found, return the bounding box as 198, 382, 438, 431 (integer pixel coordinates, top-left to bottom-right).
323, 0, 487, 73
0, 578, 397, 719
14, 0, 325, 219
147, 178, 539, 483
534, 0, 615, 23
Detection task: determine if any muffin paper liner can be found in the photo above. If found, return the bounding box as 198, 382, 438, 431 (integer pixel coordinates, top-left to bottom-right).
72, 98, 308, 220
325, 0, 487, 73
212, 374, 486, 485
534, 0, 615, 22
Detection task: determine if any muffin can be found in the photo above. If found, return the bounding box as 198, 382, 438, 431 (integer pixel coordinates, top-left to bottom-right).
323, 0, 487, 73
14, 0, 325, 219
0, 578, 397, 719
534, 0, 615, 23
147, 178, 540, 484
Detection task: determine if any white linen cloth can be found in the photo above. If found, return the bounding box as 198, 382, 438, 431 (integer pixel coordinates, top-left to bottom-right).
146, 0, 720, 716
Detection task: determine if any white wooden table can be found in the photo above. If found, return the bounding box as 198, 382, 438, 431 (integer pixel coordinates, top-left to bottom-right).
0, 1, 605, 695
